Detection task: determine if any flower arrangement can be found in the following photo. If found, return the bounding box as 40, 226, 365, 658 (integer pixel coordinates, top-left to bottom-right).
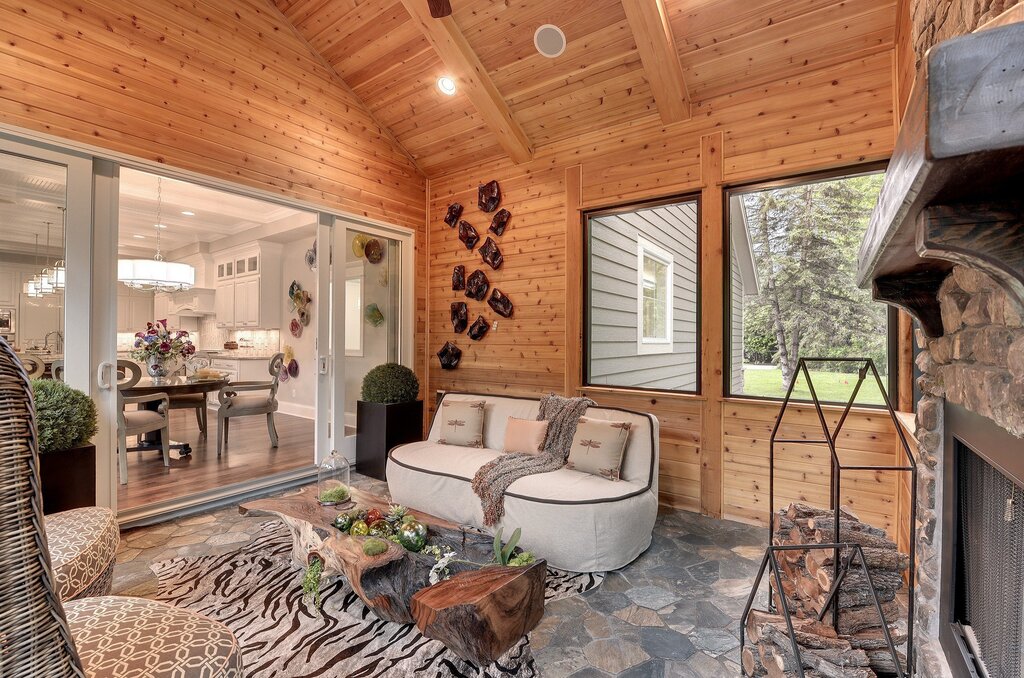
131, 320, 195, 363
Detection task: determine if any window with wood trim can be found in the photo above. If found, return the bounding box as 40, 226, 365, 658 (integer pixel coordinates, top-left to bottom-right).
585, 196, 699, 393
726, 169, 893, 405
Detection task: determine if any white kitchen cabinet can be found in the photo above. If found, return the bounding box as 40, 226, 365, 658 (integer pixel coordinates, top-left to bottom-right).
116, 286, 154, 333
212, 242, 281, 329
0, 270, 18, 307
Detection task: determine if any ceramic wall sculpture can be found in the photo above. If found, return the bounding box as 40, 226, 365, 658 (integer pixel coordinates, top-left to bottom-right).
444, 203, 463, 227
458, 221, 479, 250
451, 302, 468, 333
365, 303, 385, 327
487, 288, 514, 318
465, 269, 489, 301
364, 238, 384, 263
489, 208, 511, 236
479, 237, 503, 270
452, 265, 466, 290
478, 180, 501, 212
468, 316, 489, 341
437, 342, 462, 370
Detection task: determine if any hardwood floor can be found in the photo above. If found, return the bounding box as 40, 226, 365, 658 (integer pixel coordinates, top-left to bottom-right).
118, 408, 316, 511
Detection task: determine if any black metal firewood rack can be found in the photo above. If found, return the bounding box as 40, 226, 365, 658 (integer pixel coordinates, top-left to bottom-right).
739, 357, 918, 677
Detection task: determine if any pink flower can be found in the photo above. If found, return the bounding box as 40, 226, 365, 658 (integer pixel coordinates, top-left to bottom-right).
147, 328, 158, 336
135, 331, 145, 338
183, 344, 196, 356
159, 342, 171, 352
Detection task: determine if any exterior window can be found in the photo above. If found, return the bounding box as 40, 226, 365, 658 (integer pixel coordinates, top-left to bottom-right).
585, 197, 699, 393
727, 170, 891, 405
637, 239, 673, 353
344, 261, 364, 356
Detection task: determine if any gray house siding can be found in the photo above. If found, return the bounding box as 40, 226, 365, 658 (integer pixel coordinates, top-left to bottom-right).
588, 201, 698, 391
730, 247, 746, 394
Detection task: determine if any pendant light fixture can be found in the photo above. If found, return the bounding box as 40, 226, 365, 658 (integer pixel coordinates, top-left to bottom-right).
45, 206, 66, 290
117, 176, 195, 292
22, 234, 47, 297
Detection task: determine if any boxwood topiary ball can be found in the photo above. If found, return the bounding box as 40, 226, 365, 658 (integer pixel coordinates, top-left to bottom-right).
31, 379, 98, 454
360, 363, 420, 404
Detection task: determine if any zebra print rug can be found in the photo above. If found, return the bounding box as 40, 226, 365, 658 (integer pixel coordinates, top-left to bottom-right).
150, 522, 604, 677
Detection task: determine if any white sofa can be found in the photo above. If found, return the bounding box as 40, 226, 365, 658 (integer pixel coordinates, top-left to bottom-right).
386, 392, 660, 572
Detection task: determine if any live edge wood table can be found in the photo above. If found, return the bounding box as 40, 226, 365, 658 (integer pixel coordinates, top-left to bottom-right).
240, 486, 546, 665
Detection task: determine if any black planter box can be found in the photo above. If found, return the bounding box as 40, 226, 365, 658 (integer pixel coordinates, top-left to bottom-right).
356, 400, 424, 481
39, 442, 96, 515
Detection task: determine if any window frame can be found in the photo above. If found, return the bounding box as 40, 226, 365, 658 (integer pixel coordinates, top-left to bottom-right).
722, 162, 899, 407
636, 237, 675, 354
582, 192, 702, 395
344, 259, 364, 357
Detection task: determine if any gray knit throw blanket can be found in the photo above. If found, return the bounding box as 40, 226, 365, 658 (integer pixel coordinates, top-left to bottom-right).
471, 393, 596, 526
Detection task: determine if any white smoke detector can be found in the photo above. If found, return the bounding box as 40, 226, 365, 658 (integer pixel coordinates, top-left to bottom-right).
534, 24, 566, 58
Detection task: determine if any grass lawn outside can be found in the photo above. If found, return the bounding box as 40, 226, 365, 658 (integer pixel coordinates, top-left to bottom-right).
739, 365, 887, 406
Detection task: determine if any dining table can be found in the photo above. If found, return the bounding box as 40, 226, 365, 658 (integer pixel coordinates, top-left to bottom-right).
121, 375, 228, 455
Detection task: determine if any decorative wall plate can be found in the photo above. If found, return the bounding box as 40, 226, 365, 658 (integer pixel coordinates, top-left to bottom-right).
290, 318, 303, 338
283, 344, 295, 363
488, 288, 514, 318
468, 316, 489, 341
305, 240, 317, 270
444, 202, 463, 228
465, 269, 489, 301
288, 359, 299, 378
437, 342, 462, 370
452, 265, 466, 290
352, 234, 370, 258
479, 237, 503, 269
478, 180, 501, 212
489, 209, 511, 236
364, 238, 384, 263
298, 308, 311, 326
365, 303, 385, 326
451, 302, 468, 333
458, 221, 479, 250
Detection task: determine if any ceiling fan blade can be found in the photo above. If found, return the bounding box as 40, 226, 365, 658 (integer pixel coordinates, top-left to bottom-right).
427, 0, 452, 18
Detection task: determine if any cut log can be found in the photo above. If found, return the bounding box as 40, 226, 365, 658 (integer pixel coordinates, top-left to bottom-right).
743, 646, 767, 676
811, 527, 896, 551
787, 503, 859, 522
806, 517, 888, 538
845, 625, 909, 649
836, 601, 902, 634
412, 560, 546, 666
807, 547, 909, 573
864, 647, 909, 674
814, 566, 904, 593
745, 611, 837, 644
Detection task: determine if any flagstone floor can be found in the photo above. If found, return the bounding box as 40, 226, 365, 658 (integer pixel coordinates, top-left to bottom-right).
113, 475, 764, 678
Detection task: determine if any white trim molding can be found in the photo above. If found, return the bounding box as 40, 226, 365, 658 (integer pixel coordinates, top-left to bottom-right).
636, 237, 674, 355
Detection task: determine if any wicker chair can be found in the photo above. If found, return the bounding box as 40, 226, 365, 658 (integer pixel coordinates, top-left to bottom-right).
216, 353, 284, 456
0, 336, 243, 677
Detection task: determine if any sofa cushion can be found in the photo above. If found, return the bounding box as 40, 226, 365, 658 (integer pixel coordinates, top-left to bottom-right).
503, 417, 548, 454
566, 417, 632, 481
436, 399, 486, 447
390, 441, 647, 502
46, 506, 119, 601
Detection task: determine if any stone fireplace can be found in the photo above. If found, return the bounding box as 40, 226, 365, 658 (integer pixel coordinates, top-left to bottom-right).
856, 15, 1024, 678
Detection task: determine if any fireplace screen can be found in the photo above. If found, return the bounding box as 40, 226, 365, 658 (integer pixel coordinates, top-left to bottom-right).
955, 440, 1024, 678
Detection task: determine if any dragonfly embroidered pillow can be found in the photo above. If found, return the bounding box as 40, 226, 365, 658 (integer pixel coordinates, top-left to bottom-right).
565, 416, 632, 480
437, 400, 486, 447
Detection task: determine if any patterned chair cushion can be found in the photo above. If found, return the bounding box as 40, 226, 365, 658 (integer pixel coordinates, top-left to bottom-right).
65, 596, 243, 677
46, 506, 119, 601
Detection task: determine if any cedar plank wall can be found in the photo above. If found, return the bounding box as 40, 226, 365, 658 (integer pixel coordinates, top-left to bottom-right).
0, 0, 429, 388
428, 52, 902, 526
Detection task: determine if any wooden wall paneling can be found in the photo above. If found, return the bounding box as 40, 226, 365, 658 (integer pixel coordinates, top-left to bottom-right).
565, 165, 584, 396
699, 132, 724, 518
398, 0, 533, 164
620, 0, 691, 124
0, 0, 425, 231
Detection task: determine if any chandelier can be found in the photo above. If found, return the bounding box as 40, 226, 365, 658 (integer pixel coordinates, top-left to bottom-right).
22, 233, 54, 298
43, 207, 66, 290
117, 176, 195, 292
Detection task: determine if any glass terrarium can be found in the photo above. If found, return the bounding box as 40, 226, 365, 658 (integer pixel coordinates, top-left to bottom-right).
317, 450, 352, 506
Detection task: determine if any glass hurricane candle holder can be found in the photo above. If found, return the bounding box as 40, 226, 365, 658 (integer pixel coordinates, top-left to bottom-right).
317, 450, 352, 506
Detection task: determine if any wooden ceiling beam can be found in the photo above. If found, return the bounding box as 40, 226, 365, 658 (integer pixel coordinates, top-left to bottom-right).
399, 0, 534, 164
621, 0, 691, 124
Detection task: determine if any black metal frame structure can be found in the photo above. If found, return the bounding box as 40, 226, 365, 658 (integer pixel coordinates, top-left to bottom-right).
740, 357, 917, 676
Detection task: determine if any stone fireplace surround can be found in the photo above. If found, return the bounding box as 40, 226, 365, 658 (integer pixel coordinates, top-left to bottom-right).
911, 265, 1024, 677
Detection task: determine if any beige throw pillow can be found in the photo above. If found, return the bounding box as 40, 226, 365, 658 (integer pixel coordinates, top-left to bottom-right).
565, 416, 632, 480
503, 418, 549, 455
437, 400, 486, 448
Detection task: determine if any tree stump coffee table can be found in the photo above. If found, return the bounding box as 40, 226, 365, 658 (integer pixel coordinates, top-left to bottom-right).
240, 486, 546, 665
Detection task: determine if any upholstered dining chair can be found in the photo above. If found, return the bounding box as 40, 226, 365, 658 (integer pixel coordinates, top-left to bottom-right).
0, 336, 243, 677
51, 358, 65, 381
20, 353, 45, 378
168, 356, 211, 437
116, 359, 170, 485
216, 352, 284, 456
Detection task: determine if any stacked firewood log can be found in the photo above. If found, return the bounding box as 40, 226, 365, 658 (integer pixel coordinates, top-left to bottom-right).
741, 503, 910, 677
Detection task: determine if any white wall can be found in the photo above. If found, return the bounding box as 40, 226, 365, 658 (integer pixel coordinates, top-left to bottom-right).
275, 238, 318, 419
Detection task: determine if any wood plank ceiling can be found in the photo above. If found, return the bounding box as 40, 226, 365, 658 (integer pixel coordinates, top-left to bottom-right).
274, 0, 896, 177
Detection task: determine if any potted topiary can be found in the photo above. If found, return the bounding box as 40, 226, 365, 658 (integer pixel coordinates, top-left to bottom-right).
32, 379, 98, 514
356, 363, 423, 481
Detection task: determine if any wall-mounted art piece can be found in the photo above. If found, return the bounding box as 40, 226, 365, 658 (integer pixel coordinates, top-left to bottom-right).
458, 221, 479, 250
437, 342, 462, 370
488, 288, 514, 318
451, 302, 468, 333
305, 240, 317, 270
365, 303, 385, 327
479, 237, 503, 270
468, 316, 489, 341
444, 202, 463, 227
452, 264, 466, 290
478, 180, 501, 212
364, 238, 384, 264
489, 208, 511, 236
465, 269, 490, 301
352, 234, 369, 257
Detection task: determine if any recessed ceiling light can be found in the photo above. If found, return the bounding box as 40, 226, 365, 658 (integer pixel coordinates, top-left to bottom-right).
535, 24, 566, 58
133, 234, 146, 239
181, 210, 195, 216
154, 223, 167, 229
437, 76, 457, 96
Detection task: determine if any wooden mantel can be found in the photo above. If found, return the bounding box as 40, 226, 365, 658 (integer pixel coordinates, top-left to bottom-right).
857, 22, 1024, 337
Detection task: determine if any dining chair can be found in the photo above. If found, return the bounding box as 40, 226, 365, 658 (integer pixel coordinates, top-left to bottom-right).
51, 358, 65, 381
0, 336, 243, 677
216, 353, 284, 456
116, 359, 171, 485
166, 357, 209, 436
20, 353, 45, 378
